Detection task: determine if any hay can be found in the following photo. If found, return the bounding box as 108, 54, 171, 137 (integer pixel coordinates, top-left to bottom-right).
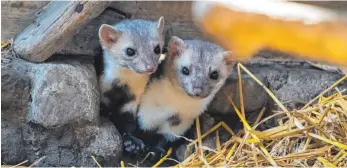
152, 148, 173, 168
91, 155, 102, 168
158, 63, 347, 167
1, 40, 10, 49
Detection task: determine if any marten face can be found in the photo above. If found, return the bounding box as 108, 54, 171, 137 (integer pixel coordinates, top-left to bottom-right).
167, 37, 236, 99
99, 17, 165, 74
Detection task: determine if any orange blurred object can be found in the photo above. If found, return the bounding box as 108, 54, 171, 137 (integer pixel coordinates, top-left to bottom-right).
192, 1, 347, 67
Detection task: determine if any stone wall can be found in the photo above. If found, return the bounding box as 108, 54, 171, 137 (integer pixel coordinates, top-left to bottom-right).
1, 1, 347, 166
1, 53, 122, 166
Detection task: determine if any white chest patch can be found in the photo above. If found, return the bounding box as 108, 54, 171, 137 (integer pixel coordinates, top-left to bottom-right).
138, 78, 214, 141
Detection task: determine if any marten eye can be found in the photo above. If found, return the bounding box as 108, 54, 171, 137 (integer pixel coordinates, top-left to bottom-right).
181, 67, 190, 76
210, 71, 219, 80
126, 48, 136, 57
154, 45, 161, 54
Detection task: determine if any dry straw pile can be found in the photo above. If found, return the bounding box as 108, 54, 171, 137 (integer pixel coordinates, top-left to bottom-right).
153, 63, 347, 167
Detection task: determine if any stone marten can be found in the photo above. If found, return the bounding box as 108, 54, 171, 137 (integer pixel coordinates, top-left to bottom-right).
98, 17, 165, 137
124, 36, 237, 161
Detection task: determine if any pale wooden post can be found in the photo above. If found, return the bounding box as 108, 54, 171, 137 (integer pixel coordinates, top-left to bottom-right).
13, 1, 110, 62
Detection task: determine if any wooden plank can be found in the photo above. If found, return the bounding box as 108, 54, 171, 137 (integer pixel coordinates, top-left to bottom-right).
13, 1, 110, 62
1, 1, 50, 40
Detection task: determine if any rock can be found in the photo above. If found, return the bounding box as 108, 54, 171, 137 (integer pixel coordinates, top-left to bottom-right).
1, 60, 31, 123
213, 64, 347, 114
2, 107, 122, 167
1, 54, 100, 129
1, 55, 122, 166
1, 121, 26, 164
208, 76, 269, 115
13, 119, 122, 167
28, 57, 99, 128
207, 74, 270, 132
245, 65, 347, 108
77, 118, 123, 167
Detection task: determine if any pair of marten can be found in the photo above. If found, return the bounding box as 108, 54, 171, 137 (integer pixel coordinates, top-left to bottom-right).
97, 16, 236, 162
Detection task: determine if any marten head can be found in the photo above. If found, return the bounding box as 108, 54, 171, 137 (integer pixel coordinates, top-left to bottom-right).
99, 17, 165, 74
166, 37, 236, 99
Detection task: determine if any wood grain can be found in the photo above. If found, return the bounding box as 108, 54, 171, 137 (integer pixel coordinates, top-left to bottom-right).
1, 1, 50, 40
13, 1, 110, 62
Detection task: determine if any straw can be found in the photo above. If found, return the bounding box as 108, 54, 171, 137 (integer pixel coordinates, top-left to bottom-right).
91, 156, 102, 168
171, 63, 347, 167
152, 148, 172, 168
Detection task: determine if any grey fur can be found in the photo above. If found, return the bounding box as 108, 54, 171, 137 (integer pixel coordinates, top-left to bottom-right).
167, 37, 234, 99
98, 17, 165, 117
135, 37, 235, 142
100, 17, 165, 74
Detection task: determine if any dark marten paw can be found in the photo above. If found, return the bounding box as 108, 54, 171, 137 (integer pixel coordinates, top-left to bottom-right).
123, 134, 148, 155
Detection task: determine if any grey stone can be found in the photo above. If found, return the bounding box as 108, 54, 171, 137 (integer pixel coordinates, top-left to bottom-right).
23, 119, 122, 167
1, 54, 100, 129
245, 65, 347, 105
28, 57, 100, 128
1, 59, 31, 123
1, 55, 122, 166
77, 118, 123, 167
2, 114, 122, 167
1, 120, 26, 164
208, 75, 269, 115
21, 123, 81, 167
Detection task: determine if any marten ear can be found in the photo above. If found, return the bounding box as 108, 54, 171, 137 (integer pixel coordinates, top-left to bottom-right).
157, 16, 165, 34
99, 24, 122, 49
168, 36, 186, 57
223, 51, 236, 67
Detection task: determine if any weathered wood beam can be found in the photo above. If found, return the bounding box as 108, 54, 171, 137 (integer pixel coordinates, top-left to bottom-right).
1, 1, 50, 40
13, 1, 110, 62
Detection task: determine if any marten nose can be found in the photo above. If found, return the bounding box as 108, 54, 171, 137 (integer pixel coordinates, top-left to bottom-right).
146, 65, 155, 72
193, 87, 203, 96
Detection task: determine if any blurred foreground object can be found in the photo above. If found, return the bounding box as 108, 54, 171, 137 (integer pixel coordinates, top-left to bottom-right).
192, 1, 347, 67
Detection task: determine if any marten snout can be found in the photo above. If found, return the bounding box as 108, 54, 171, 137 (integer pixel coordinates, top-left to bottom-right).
192, 87, 203, 96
